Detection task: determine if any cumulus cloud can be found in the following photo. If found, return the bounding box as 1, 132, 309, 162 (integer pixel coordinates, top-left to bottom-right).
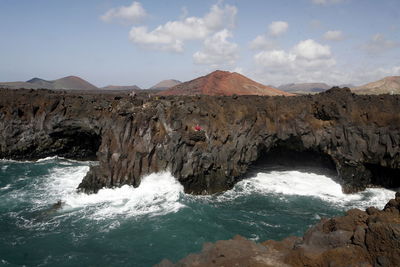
193, 30, 238, 67
253, 39, 336, 84
254, 50, 295, 69
292, 39, 332, 60
249, 21, 288, 51
348, 65, 400, 86
268, 21, 289, 36
252, 36, 400, 86
323, 30, 344, 41
311, 0, 345, 5
362, 33, 399, 54
249, 35, 278, 50
101, 1, 147, 24
255, 39, 335, 68
128, 3, 237, 52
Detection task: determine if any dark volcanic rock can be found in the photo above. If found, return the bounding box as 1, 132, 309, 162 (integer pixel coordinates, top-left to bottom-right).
1, 87, 400, 195
156, 193, 400, 267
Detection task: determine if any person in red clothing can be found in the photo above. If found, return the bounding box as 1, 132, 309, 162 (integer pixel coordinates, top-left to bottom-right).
194, 124, 202, 131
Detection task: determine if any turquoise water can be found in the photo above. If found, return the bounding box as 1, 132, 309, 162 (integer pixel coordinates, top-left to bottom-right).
0, 158, 395, 266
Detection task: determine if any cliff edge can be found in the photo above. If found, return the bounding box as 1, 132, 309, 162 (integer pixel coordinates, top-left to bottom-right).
1, 88, 400, 195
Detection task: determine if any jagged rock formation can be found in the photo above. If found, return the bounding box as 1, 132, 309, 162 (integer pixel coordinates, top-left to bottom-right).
0, 89, 109, 160
1, 87, 400, 195
157, 192, 400, 267
352, 76, 400, 95
158, 70, 292, 96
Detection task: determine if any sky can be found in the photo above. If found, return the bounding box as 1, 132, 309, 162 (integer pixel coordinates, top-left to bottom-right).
0, 0, 399, 88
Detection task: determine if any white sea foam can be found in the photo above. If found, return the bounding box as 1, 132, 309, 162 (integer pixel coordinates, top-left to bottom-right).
36, 156, 63, 162
42, 167, 185, 220
219, 170, 395, 210
0, 184, 11, 190
32, 160, 394, 222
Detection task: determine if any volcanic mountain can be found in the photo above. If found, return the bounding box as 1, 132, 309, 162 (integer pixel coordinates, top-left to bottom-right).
150, 79, 181, 90
352, 76, 400, 94
0, 76, 98, 90
158, 70, 293, 96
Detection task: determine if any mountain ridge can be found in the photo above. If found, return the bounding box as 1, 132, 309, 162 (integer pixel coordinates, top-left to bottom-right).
352, 76, 400, 94
159, 70, 293, 96
0, 76, 98, 90
150, 79, 182, 90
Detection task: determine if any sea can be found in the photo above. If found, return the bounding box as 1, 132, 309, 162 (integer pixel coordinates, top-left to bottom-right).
0, 157, 395, 266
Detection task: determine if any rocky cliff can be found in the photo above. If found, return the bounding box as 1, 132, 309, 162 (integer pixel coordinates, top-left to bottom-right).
157, 192, 400, 267
1, 87, 400, 195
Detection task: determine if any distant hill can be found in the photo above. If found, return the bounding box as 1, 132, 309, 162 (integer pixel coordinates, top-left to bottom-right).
158, 70, 293, 96
351, 76, 400, 95
0, 76, 98, 90
278, 83, 331, 94
150, 79, 181, 90
101, 85, 141, 91
26, 78, 53, 88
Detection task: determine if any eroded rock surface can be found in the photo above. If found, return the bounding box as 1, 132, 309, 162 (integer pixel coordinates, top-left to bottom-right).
1, 88, 400, 194
157, 192, 400, 267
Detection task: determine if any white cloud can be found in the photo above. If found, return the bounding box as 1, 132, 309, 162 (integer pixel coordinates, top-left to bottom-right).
254, 50, 295, 69
323, 30, 344, 41
253, 39, 336, 85
193, 29, 238, 67
292, 39, 332, 60
269, 21, 289, 36
249, 21, 288, 51
101, 1, 147, 24
128, 3, 237, 52
311, 0, 345, 5
362, 33, 399, 54
204, 3, 237, 31
255, 39, 335, 69
249, 35, 277, 50
348, 65, 400, 85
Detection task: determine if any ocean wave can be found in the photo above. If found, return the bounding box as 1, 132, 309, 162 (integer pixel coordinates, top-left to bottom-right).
14, 160, 394, 222
0, 184, 12, 190
214, 170, 395, 210
54, 171, 185, 220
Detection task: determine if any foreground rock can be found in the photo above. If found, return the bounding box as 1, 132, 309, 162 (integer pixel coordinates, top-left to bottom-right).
157, 192, 400, 267
1, 87, 400, 195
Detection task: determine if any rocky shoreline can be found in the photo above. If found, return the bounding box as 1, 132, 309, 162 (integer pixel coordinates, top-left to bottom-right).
1, 87, 400, 195
1, 87, 400, 266
157, 192, 400, 267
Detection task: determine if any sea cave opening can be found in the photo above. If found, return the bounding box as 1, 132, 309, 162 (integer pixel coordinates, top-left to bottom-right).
246, 137, 337, 178
49, 127, 101, 161
365, 163, 400, 190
